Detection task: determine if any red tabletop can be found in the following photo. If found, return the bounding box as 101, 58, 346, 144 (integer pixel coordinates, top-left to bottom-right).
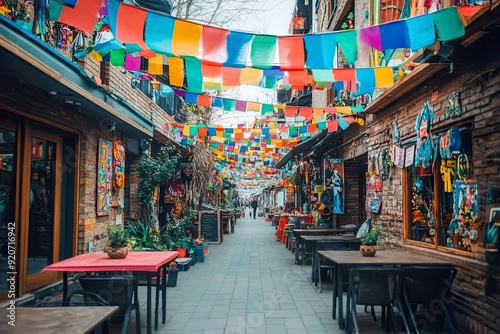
44, 251, 179, 273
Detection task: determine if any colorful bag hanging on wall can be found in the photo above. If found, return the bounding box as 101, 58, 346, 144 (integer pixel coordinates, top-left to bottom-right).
415, 102, 434, 168
366, 154, 383, 213
113, 140, 125, 188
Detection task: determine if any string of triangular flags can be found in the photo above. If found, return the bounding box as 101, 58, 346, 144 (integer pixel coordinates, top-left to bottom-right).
172, 88, 365, 116
51, 0, 465, 88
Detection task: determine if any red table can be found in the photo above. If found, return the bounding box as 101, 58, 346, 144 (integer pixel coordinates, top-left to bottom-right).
44, 251, 178, 334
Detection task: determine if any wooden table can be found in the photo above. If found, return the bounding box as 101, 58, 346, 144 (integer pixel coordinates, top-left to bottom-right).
293, 228, 356, 265
317, 250, 454, 330
0, 306, 119, 333
44, 251, 178, 334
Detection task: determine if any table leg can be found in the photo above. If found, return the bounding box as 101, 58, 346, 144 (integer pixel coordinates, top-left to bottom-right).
147, 274, 152, 334
155, 269, 160, 330
301, 240, 306, 265
162, 264, 167, 324
331, 263, 337, 319
337, 264, 345, 330
62, 272, 68, 304
295, 238, 300, 264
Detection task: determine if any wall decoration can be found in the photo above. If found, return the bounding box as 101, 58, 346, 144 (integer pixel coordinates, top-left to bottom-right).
415, 102, 434, 168
164, 180, 186, 203
324, 158, 344, 214
404, 145, 415, 167
180, 163, 193, 185
112, 140, 125, 188
366, 154, 383, 213
381, 148, 392, 181
445, 91, 461, 118
97, 139, 113, 216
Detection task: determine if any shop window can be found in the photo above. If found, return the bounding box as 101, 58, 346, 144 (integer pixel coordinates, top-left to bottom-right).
406, 125, 474, 255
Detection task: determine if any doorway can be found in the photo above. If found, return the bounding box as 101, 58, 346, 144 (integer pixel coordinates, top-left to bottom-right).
0, 116, 77, 299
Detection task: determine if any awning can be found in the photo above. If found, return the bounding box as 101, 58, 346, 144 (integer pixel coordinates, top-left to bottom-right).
0, 16, 154, 139
276, 131, 327, 169
311, 132, 342, 156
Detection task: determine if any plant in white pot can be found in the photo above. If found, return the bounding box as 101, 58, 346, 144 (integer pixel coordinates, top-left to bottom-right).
360, 226, 382, 257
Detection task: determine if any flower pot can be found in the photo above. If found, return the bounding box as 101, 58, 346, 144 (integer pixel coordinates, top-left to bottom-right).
166, 268, 179, 287
177, 247, 187, 258
105, 246, 129, 259
360, 245, 377, 257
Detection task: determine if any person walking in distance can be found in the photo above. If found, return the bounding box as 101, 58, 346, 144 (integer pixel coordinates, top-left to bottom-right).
251, 197, 258, 219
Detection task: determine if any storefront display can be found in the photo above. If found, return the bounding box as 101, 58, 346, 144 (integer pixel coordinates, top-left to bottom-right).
407, 122, 475, 254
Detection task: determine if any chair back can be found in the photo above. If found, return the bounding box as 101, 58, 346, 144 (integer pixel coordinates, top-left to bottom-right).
403, 266, 457, 305
316, 240, 351, 265
78, 275, 136, 317
349, 266, 405, 306
348, 239, 361, 250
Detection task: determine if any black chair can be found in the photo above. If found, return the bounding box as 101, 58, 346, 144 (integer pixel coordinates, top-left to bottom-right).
402, 266, 457, 334
314, 240, 351, 293
347, 266, 410, 334
70, 275, 141, 334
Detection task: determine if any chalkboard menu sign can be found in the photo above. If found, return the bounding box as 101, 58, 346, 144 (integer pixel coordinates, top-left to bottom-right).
198, 210, 222, 243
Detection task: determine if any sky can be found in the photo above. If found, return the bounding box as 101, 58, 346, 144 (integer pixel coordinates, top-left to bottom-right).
215, 0, 296, 127
228, 0, 295, 35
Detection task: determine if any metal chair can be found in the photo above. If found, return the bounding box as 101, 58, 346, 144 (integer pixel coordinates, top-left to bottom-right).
402, 266, 457, 334
347, 267, 410, 334
314, 240, 351, 293
71, 275, 141, 334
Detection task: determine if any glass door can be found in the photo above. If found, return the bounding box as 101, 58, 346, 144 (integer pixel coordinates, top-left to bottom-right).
23, 130, 61, 292
0, 123, 18, 296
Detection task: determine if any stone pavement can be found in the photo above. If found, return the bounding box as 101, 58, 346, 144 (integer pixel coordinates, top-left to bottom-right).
126, 210, 389, 334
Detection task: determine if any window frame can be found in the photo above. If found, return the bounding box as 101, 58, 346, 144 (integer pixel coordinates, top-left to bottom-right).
403, 124, 475, 258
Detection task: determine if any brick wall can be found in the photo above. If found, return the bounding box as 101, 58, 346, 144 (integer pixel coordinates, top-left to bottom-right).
125, 156, 142, 222
78, 124, 127, 253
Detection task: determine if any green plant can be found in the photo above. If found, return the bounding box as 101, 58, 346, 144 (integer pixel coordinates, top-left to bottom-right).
106, 226, 130, 248
176, 237, 195, 253
137, 145, 179, 223
127, 220, 166, 251
361, 226, 382, 246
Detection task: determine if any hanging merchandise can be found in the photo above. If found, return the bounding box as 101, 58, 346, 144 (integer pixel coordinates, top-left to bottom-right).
381, 148, 392, 181
449, 127, 462, 155
439, 132, 452, 160
451, 180, 479, 251
392, 121, 400, 144
366, 154, 383, 213
456, 154, 469, 180
415, 102, 434, 168
440, 160, 454, 193
445, 91, 462, 118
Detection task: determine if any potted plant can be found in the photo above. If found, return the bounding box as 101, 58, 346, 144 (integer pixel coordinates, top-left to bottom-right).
105, 226, 130, 259
127, 220, 166, 251
360, 226, 382, 257
175, 237, 194, 258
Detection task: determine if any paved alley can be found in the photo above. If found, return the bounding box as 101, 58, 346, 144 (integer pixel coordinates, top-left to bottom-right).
128, 210, 387, 334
